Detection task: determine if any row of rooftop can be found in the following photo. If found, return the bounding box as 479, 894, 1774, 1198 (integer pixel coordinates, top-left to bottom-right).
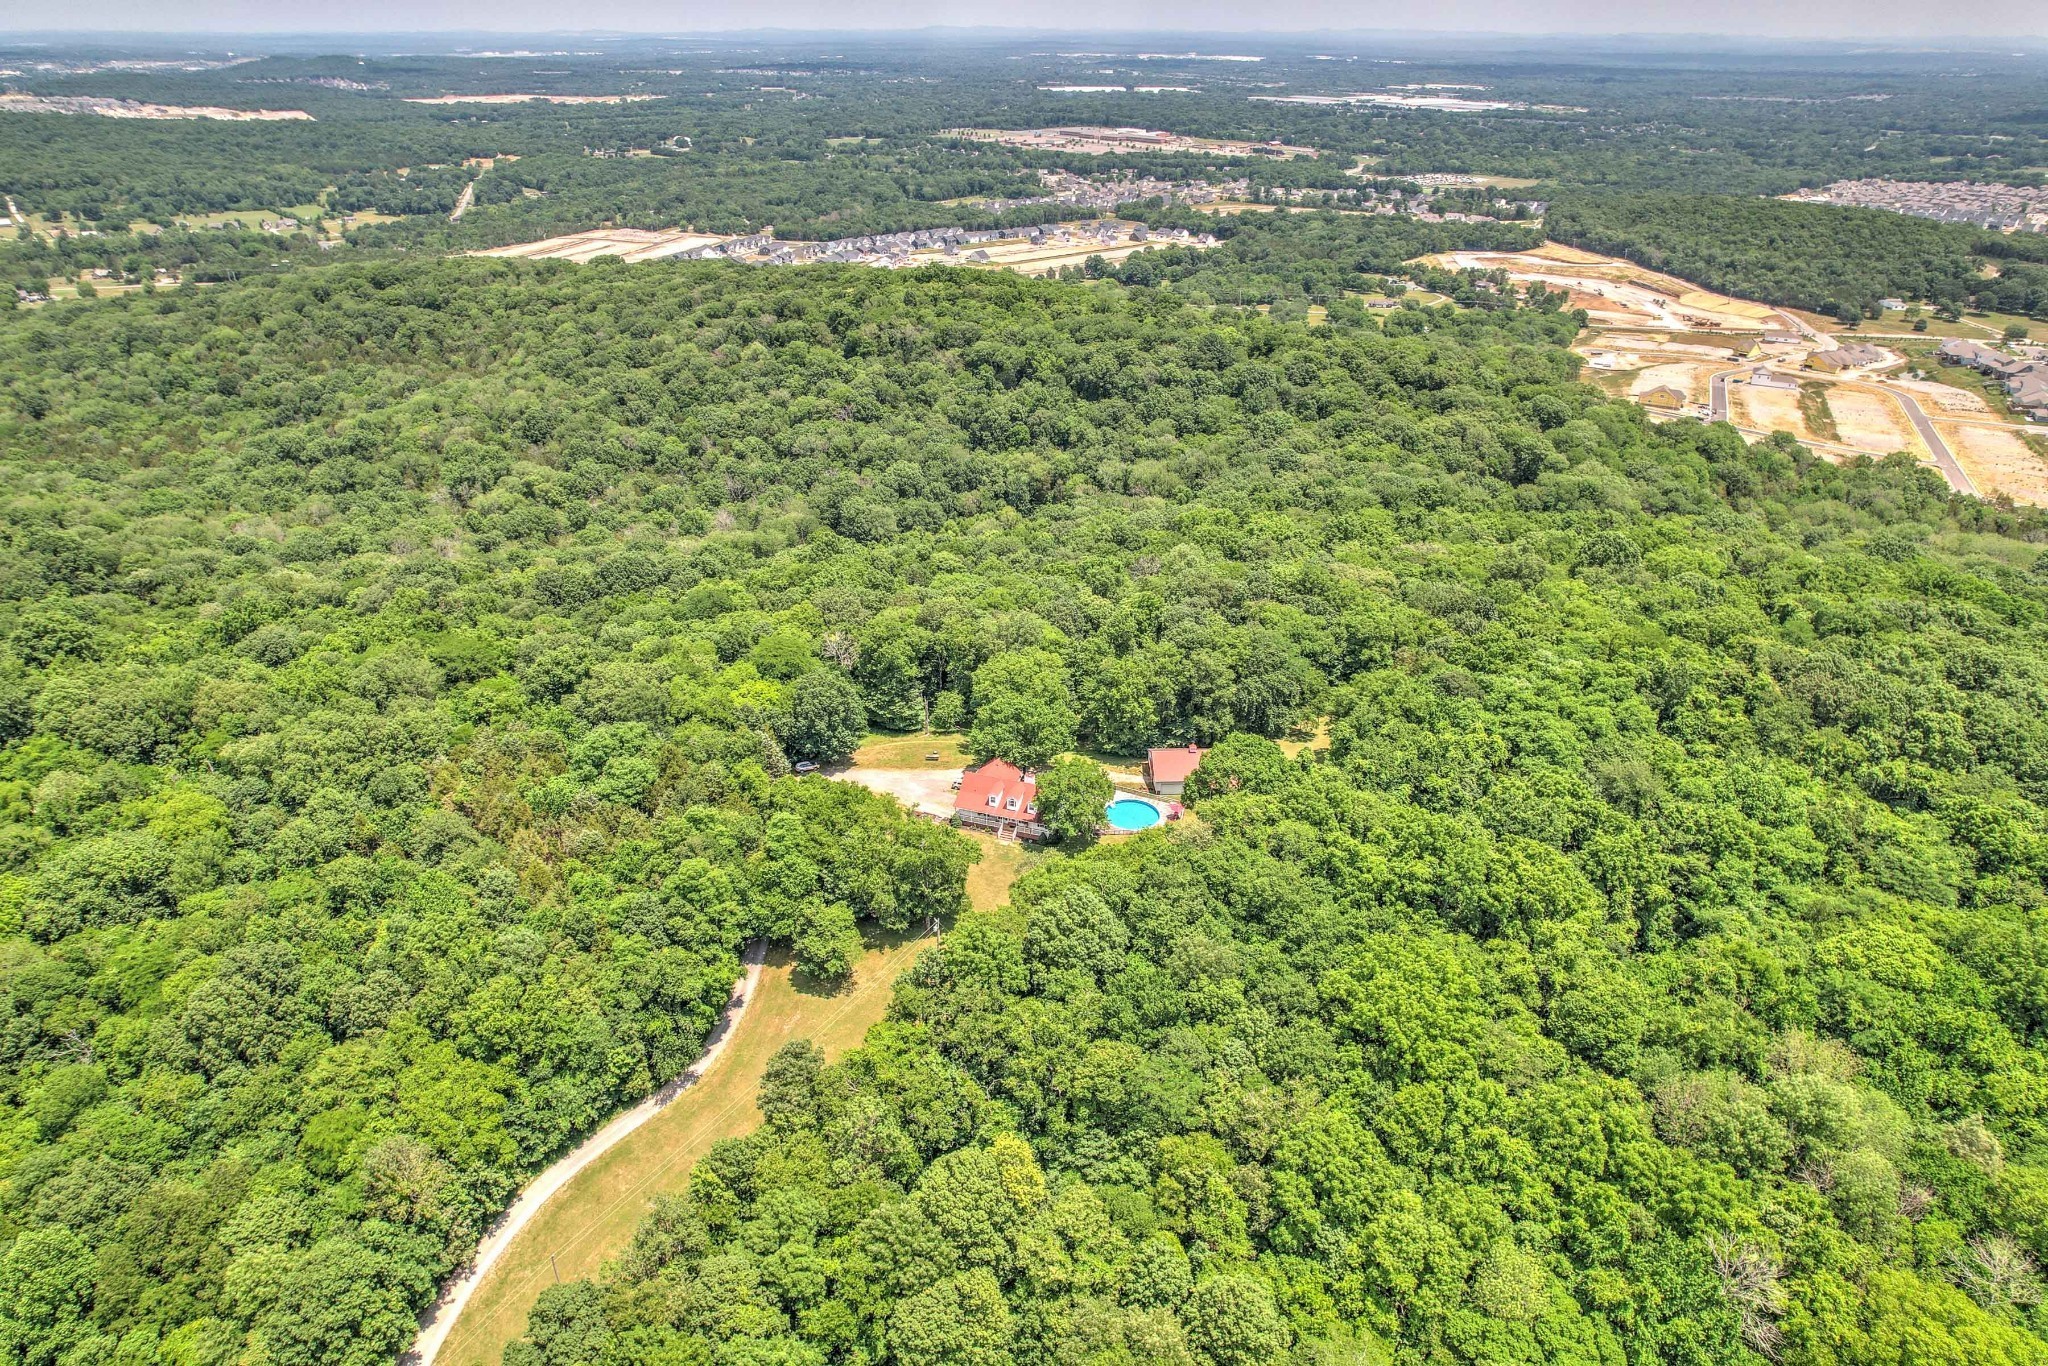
1937, 339, 2048, 421
1784, 179, 2048, 233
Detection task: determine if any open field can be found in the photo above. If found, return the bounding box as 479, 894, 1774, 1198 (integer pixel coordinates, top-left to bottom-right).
852, 731, 972, 769
1369, 170, 1544, 190
1788, 305, 2039, 342
1190, 201, 1374, 217
168, 204, 328, 231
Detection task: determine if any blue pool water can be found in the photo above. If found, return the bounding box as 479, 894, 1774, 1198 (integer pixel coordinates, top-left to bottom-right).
1105, 797, 1163, 831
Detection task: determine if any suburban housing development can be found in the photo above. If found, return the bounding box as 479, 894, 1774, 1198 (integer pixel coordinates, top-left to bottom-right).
1938, 338, 2048, 421
1784, 178, 2048, 233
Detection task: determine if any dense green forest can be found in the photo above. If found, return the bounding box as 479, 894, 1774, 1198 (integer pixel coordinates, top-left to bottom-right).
9, 30, 2048, 1366
1545, 193, 2048, 322
7, 244, 2048, 1366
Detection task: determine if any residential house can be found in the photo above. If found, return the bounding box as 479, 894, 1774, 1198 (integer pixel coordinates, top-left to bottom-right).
1940, 338, 2048, 419
1640, 385, 1688, 410
954, 760, 1049, 840
1747, 369, 1800, 391
1937, 338, 2007, 368
1808, 344, 1886, 373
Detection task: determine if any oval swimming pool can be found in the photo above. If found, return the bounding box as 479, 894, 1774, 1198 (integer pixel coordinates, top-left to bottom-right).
1105, 797, 1163, 832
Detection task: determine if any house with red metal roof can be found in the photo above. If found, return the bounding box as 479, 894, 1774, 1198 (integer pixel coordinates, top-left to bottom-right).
1144, 744, 1206, 798
954, 759, 1050, 841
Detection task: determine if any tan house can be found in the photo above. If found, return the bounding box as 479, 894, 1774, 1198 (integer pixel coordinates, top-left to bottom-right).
1640, 386, 1687, 410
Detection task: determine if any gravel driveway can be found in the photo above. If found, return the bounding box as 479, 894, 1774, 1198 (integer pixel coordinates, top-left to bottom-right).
831, 766, 964, 819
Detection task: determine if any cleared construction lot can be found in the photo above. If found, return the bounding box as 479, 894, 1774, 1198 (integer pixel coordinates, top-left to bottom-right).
1937, 422, 2048, 504
476, 228, 731, 263
1427, 244, 1790, 333
913, 222, 1187, 275
945, 126, 1317, 158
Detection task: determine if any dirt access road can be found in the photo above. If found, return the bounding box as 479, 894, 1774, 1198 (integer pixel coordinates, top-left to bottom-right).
421, 929, 946, 1366
408, 941, 768, 1365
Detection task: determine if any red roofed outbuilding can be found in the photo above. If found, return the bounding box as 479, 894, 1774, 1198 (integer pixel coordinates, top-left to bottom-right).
954, 759, 1050, 840
1145, 745, 1206, 798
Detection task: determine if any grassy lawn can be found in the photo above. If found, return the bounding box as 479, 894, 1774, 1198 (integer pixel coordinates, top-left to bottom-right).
436, 829, 1031, 1366
851, 731, 970, 768
1278, 715, 1331, 759
1798, 304, 2039, 342
964, 829, 1031, 916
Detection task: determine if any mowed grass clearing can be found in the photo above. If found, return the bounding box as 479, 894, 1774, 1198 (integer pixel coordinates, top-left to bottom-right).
851, 731, 971, 768
436, 829, 1028, 1366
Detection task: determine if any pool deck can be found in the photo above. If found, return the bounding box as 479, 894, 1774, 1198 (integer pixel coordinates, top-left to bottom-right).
1102, 793, 1173, 834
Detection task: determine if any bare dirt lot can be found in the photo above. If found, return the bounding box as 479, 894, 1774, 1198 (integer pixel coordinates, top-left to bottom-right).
1732, 385, 1811, 439
831, 767, 962, 820
1939, 422, 2048, 504
476, 228, 731, 263
1827, 387, 1925, 457
404, 93, 659, 105
1630, 361, 1718, 405
947, 126, 1317, 158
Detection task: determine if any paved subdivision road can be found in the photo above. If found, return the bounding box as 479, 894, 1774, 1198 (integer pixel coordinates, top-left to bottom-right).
1873, 385, 1977, 498
1708, 368, 1744, 422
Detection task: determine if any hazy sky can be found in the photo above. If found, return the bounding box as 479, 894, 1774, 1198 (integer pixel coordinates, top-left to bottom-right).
14, 0, 2048, 40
